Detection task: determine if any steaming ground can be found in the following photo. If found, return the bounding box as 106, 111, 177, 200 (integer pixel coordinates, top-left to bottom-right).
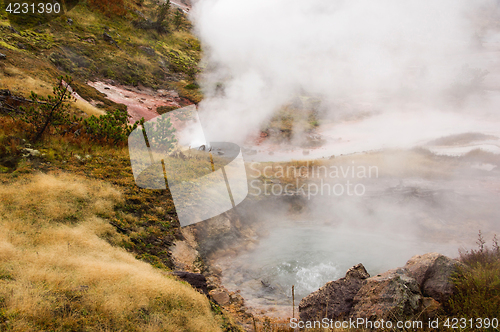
189, 0, 500, 319
193, 0, 500, 144
211, 149, 500, 317
242, 110, 500, 162
190, 0, 500, 159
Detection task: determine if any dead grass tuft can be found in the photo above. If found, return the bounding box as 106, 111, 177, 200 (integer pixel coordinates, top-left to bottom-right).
0, 172, 121, 224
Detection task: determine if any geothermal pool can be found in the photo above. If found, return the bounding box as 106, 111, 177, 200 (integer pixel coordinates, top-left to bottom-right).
211, 154, 500, 317
214, 222, 457, 316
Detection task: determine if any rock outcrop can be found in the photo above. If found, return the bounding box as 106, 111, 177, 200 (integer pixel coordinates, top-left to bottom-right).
102, 32, 118, 47
299, 263, 370, 321
299, 253, 461, 321
210, 289, 231, 306
169, 227, 202, 273
404, 252, 463, 303
350, 268, 422, 320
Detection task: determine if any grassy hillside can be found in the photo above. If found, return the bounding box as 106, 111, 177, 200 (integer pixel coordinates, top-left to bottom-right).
0, 94, 242, 330
0, 173, 222, 332
0, 2, 245, 331
0, 125, 244, 330
2, 2, 498, 331
0, 0, 202, 113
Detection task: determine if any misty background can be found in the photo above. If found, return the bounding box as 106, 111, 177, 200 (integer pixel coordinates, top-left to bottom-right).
192, 0, 500, 144
186, 0, 500, 316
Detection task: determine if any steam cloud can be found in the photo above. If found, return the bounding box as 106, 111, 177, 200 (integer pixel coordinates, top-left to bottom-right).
190, 0, 500, 308
192, 0, 500, 144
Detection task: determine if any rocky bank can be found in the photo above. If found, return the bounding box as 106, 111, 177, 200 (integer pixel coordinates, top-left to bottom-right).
299, 253, 464, 322
166, 192, 465, 331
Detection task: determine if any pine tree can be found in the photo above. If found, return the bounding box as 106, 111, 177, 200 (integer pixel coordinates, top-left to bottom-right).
21, 76, 74, 142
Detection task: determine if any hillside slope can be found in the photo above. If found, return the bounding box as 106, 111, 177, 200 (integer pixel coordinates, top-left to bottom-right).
0, 172, 224, 332
0, 1, 245, 331
0, 0, 202, 117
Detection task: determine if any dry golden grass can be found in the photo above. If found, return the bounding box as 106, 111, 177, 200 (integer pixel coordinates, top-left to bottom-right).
74, 98, 106, 116
0, 172, 223, 331
1, 66, 54, 96
0, 65, 105, 117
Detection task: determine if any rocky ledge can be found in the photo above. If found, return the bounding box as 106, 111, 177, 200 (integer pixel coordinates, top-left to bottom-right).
299, 253, 463, 322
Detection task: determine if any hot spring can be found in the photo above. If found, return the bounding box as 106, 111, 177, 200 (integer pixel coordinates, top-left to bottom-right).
209, 151, 500, 317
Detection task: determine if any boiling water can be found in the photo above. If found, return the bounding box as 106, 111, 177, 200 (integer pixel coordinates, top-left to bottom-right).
213, 168, 500, 317
216, 221, 457, 313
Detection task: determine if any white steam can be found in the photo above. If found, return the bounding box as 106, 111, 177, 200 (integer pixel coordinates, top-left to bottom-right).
192, 1, 500, 313
192, 0, 500, 144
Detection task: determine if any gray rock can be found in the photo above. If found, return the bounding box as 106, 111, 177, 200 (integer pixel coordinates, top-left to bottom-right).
350, 268, 422, 320
298, 252, 461, 322
140, 46, 156, 56
210, 289, 230, 306
299, 263, 370, 321
67, 18, 73, 25
345, 264, 370, 280
22, 148, 41, 157
404, 252, 463, 303
103, 32, 117, 45
9, 26, 20, 34
0, 53, 6, 60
